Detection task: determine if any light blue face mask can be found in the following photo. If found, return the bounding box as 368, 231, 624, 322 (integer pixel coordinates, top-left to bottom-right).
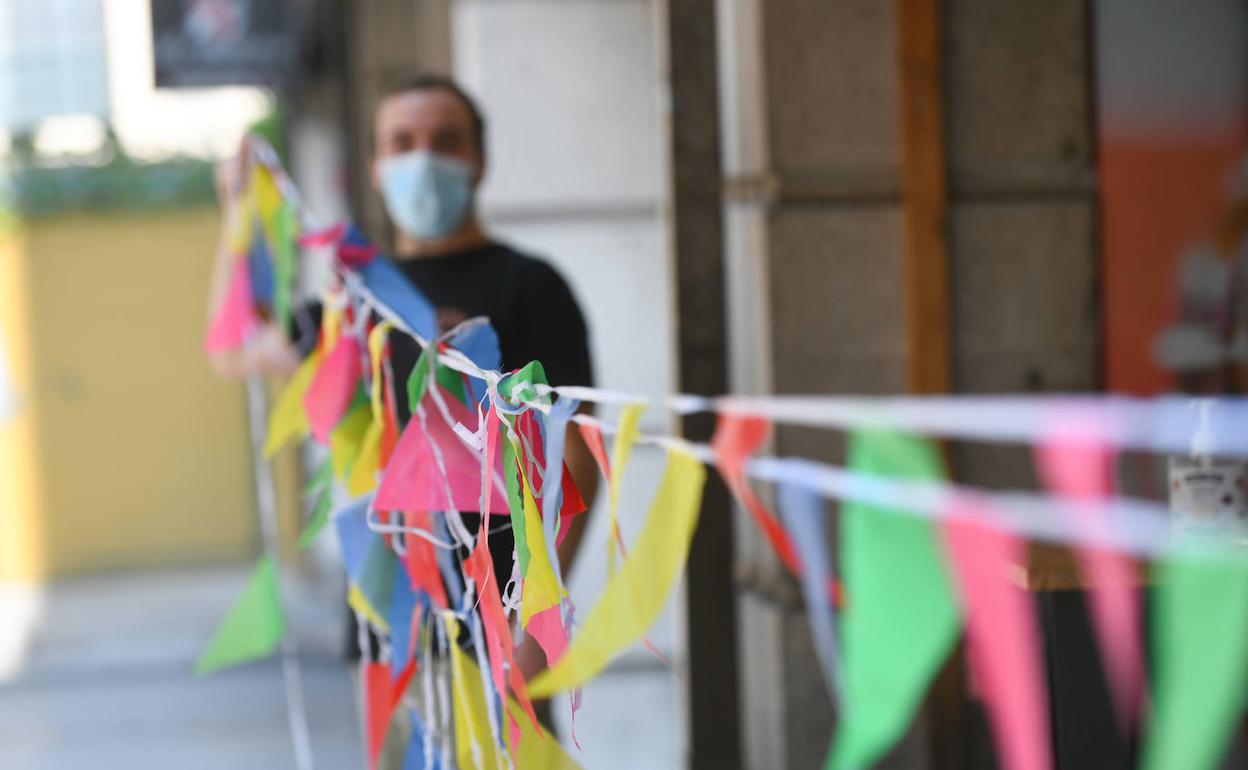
378, 150, 474, 240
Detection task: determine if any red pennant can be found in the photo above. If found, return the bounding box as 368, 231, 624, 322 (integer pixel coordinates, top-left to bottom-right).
711, 413, 803, 575
577, 421, 612, 485
364, 660, 416, 769
303, 333, 362, 444
402, 510, 449, 610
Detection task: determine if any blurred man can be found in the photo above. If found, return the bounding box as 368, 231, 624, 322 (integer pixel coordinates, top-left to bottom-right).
206, 75, 599, 695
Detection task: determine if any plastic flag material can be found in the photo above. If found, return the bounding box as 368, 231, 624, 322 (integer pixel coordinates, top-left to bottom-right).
304, 333, 364, 445
357, 251, 439, 341
445, 616, 580, 770
204, 258, 258, 353
942, 502, 1051, 770
528, 447, 705, 698
365, 659, 417, 770
296, 486, 333, 550
194, 556, 285, 675
829, 430, 959, 770
330, 396, 372, 480
375, 389, 509, 515
1036, 433, 1145, 728
402, 710, 442, 770
776, 481, 843, 705
264, 351, 322, 457
606, 404, 643, 575
713, 412, 803, 576
1142, 552, 1248, 770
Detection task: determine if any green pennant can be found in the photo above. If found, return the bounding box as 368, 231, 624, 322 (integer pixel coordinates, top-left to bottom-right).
305, 457, 333, 497
406, 346, 433, 418
500, 360, 550, 406
297, 490, 334, 551
828, 430, 960, 770
194, 556, 285, 676
503, 436, 531, 575
1143, 550, 1248, 770
272, 202, 297, 336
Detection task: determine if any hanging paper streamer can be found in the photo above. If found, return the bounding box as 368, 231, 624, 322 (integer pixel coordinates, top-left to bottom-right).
942, 501, 1051, 770
829, 430, 960, 770
528, 447, 705, 697
776, 482, 843, 705
401, 710, 442, 770
1142, 551, 1248, 770
1036, 432, 1146, 729
194, 556, 285, 675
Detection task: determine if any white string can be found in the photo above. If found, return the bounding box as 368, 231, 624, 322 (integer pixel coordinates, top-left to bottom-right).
245, 136, 1248, 566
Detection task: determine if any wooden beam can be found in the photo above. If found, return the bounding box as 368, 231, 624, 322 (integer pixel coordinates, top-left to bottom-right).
666, 0, 743, 768
896, 0, 951, 394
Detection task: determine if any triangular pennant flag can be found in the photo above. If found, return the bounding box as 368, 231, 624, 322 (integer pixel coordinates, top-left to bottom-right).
444, 615, 504, 770
528, 447, 705, 698
519, 460, 565, 627
942, 501, 1051, 770
388, 563, 420, 680
304, 333, 363, 445
776, 482, 843, 705
1036, 432, 1146, 728
194, 556, 285, 675
829, 430, 960, 770
1143, 551, 1248, 770
204, 258, 259, 353
357, 252, 439, 341
402, 511, 450, 610
375, 388, 509, 515
264, 351, 322, 457
713, 412, 803, 576
365, 659, 417, 769
330, 394, 373, 480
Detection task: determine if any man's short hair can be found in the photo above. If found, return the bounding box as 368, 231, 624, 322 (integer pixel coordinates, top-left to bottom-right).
382, 74, 487, 156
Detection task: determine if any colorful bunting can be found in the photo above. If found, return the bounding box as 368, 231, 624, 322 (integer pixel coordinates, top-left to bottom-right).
204, 258, 259, 353
606, 404, 643, 575
263, 350, 322, 457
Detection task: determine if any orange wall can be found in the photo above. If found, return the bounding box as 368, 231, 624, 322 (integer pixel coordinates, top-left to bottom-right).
1100, 138, 1246, 394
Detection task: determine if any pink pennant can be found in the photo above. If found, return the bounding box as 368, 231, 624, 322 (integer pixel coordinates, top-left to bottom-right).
526, 605, 569, 668
203, 259, 259, 353
1036, 431, 1146, 730
374, 387, 509, 515
303, 333, 362, 444
943, 501, 1051, 770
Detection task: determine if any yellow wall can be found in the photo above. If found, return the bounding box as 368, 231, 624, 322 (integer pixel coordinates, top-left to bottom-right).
0, 208, 299, 579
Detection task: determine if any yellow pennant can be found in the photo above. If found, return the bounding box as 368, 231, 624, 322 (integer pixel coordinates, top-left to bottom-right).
252, 165, 284, 247
347, 322, 391, 496
329, 402, 372, 481
445, 615, 502, 770
519, 460, 565, 626
263, 351, 322, 457
528, 448, 705, 698
445, 616, 580, 770
227, 184, 256, 255
607, 404, 643, 575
